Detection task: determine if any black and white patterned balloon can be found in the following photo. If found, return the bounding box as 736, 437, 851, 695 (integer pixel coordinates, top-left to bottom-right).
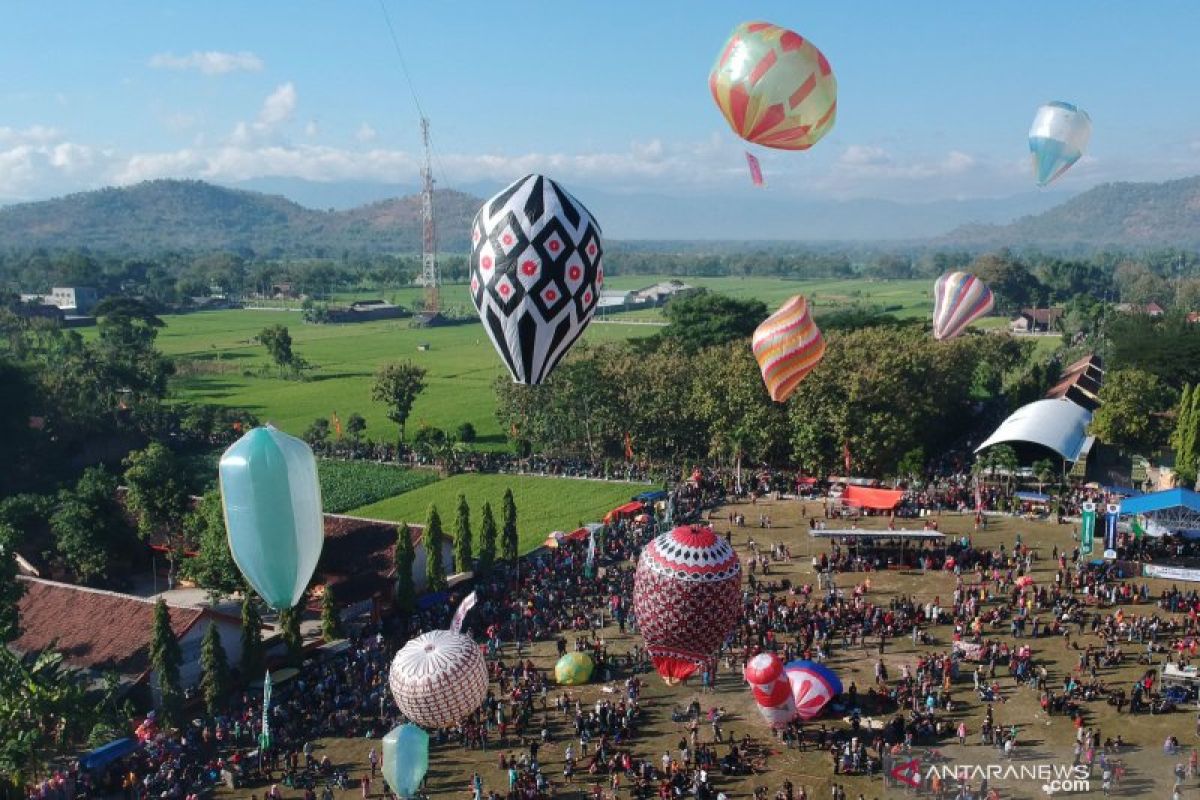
469, 174, 603, 385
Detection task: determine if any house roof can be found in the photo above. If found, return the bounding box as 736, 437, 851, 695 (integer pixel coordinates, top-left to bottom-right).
975, 398, 1094, 462
1015, 308, 1063, 325
317, 514, 424, 604
11, 578, 206, 678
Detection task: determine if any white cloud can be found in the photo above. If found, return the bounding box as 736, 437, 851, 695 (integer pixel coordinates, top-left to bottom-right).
149, 50, 263, 75
356, 122, 377, 143
257, 83, 296, 128
0, 125, 63, 146
839, 145, 891, 167
304, 120, 319, 138
229, 83, 298, 145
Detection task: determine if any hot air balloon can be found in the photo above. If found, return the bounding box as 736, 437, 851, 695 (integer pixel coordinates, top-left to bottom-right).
633, 525, 742, 684
219, 425, 324, 610
1029, 101, 1091, 187
388, 629, 489, 729
931, 272, 994, 341
752, 295, 826, 402
784, 660, 842, 721
555, 652, 594, 685
710, 22, 837, 151
381, 723, 428, 798
744, 652, 797, 727
470, 174, 603, 385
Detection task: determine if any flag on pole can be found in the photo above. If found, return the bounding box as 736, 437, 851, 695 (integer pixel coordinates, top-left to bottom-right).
745, 151, 765, 187
1132, 515, 1146, 540
586, 529, 596, 569
1080, 502, 1095, 556
624, 432, 634, 461
973, 481, 983, 513
331, 411, 342, 438
843, 441, 852, 474
450, 590, 478, 634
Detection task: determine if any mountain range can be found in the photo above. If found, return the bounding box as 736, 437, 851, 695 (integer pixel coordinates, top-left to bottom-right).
0, 175, 1197, 254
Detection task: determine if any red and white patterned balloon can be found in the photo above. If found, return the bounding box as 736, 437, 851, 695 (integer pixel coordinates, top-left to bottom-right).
388, 629, 488, 729
633, 525, 742, 684
744, 652, 796, 727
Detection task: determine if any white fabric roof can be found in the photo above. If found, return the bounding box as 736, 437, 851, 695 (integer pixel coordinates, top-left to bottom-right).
975, 399, 1093, 462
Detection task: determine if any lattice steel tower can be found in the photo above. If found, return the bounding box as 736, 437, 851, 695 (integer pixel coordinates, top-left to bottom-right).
419, 116, 440, 312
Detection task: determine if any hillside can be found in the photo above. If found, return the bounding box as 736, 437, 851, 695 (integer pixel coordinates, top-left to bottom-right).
941, 176, 1200, 250
0, 179, 479, 255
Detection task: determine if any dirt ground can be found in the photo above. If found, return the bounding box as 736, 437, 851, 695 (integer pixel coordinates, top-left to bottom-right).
228, 497, 1200, 800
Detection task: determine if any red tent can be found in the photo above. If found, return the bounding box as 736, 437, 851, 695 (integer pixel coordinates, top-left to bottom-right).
604, 501, 645, 524
842, 485, 904, 511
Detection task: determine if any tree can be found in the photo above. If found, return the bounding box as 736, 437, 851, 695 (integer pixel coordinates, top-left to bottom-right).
985, 445, 1019, 493
393, 524, 416, 618
501, 489, 519, 564
181, 491, 242, 604
257, 324, 294, 374
1088, 368, 1175, 455
453, 493, 473, 574
199, 621, 230, 716
0, 522, 24, 643
122, 443, 190, 546
93, 295, 172, 402
303, 417, 331, 451
1172, 384, 1200, 488
1032, 458, 1059, 494
968, 252, 1043, 312
49, 466, 134, 584
424, 505, 448, 592
279, 604, 303, 667
240, 592, 265, 679
456, 422, 476, 443
149, 599, 183, 726
320, 586, 344, 641
477, 502, 498, 574
372, 362, 428, 446
896, 447, 926, 482
346, 412, 367, 443
660, 290, 768, 352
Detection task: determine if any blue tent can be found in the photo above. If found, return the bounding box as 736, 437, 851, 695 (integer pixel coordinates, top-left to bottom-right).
633, 490, 667, 503
1102, 485, 1142, 498
79, 738, 137, 771
1120, 488, 1200, 516
417, 590, 448, 610
1015, 491, 1050, 503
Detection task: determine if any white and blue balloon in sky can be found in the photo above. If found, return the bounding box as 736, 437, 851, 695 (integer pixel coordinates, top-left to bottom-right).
1028, 101, 1092, 187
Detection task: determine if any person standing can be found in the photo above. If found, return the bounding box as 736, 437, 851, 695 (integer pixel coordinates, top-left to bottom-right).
368, 748, 378, 778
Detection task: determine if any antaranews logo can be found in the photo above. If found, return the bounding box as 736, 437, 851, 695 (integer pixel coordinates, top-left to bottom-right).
921, 763, 1091, 794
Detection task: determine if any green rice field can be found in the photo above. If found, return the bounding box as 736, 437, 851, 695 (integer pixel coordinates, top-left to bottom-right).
148, 276, 1048, 447
347, 473, 647, 553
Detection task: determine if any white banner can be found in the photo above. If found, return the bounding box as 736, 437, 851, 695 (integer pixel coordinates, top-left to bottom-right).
1143, 564, 1200, 583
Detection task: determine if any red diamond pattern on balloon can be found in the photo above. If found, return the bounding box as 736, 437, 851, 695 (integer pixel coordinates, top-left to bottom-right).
515, 249, 542, 289
564, 255, 585, 292
498, 224, 520, 255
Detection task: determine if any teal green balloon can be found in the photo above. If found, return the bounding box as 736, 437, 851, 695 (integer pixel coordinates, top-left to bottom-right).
219, 425, 324, 610
382, 723, 428, 798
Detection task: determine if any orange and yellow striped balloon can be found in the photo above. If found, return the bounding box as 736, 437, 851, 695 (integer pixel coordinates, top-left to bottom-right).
751, 295, 826, 402
709, 21, 837, 151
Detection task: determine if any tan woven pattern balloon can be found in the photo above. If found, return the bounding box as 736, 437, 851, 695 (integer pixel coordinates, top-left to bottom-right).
388, 629, 488, 729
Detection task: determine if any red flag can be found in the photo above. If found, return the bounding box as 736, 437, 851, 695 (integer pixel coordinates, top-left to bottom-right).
624, 432, 634, 460
331, 411, 342, 437
745, 151, 765, 187
842, 441, 851, 474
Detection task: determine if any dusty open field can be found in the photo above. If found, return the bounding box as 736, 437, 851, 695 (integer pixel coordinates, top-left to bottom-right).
230, 497, 1200, 800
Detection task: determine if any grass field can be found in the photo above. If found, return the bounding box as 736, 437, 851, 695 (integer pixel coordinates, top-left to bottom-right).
155, 307, 651, 446
348, 473, 646, 552
152, 276, 1050, 447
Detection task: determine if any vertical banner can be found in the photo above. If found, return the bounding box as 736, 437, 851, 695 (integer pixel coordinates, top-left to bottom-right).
1080, 502, 1096, 556
1103, 503, 1120, 558
260, 669, 273, 752
745, 151, 765, 187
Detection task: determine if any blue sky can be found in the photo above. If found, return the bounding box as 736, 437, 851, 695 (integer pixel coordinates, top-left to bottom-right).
2, 1, 1199, 206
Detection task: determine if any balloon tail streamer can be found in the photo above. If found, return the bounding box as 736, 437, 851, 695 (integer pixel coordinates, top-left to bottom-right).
745, 151, 765, 187
450, 590, 477, 633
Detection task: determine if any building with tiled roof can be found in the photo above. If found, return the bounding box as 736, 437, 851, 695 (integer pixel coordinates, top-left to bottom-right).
10, 577, 247, 690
